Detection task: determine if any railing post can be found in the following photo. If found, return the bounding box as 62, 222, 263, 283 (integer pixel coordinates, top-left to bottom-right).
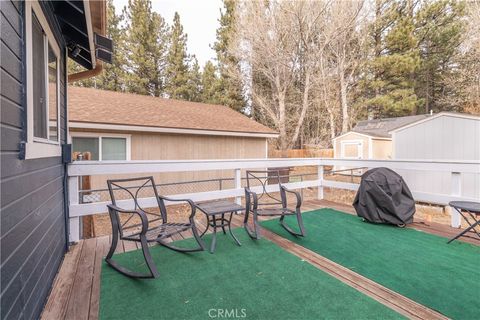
68, 176, 81, 243
450, 172, 462, 228
234, 168, 241, 205
317, 165, 324, 200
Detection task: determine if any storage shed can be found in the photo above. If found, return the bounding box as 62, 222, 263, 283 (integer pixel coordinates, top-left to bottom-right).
333, 115, 428, 160
391, 112, 480, 199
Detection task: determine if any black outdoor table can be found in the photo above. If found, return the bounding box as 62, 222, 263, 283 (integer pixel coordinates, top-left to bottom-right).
195, 200, 244, 253
447, 201, 480, 244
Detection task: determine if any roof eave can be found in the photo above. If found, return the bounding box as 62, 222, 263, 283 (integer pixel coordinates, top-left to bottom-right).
332, 131, 391, 140
83, 0, 96, 69
69, 121, 279, 138
388, 112, 480, 134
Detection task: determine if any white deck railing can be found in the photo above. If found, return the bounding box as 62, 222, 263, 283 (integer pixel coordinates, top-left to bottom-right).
67, 158, 480, 242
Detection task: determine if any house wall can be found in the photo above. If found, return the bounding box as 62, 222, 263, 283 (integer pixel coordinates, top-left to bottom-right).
1, 2, 68, 319
131, 131, 266, 160
393, 114, 480, 199
70, 129, 267, 195
333, 132, 369, 159
371, 139, 392, 160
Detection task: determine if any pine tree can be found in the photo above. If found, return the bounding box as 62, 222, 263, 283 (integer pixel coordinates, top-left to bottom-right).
201, 61, 220, 104
213, 0, 245, 112
97, 0, 127, 91
186, 56, 202, 102
150, 12, 169, 96
364, 0, 421, 117
414, 0, 465, 113
164, 12, 191, 100
124, 0, 168, 96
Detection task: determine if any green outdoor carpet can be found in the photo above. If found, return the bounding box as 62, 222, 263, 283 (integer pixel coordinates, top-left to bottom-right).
99, 230, 403, 320
261, 209, 480, 320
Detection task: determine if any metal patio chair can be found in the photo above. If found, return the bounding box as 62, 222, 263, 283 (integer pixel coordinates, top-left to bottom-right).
105, 176, 205, 278
244, 170, 306, 240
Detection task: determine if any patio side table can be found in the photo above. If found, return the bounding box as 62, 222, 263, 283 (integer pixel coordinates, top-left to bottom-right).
195, 200, 244, 253
447, 201, 480, 244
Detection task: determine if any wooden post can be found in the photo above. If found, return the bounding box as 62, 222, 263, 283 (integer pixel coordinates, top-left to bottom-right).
317, 165, 324, 200
68, 176, 81, 243
234, 168, 242, 205
450, 172, 461, 228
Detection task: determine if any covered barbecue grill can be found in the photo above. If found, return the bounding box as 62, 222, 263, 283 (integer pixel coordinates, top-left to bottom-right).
353, 167, 415, 226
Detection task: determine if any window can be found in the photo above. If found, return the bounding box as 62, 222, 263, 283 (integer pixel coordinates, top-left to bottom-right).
24, 1, 61, 159
340, 141, 363, 159
48, 43, 58, 141
102, 138, 127, 160
72, 135, 130, 161
72, 137, 100, 160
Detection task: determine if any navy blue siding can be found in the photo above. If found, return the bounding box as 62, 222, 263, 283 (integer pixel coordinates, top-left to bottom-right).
1, 1, 68, 319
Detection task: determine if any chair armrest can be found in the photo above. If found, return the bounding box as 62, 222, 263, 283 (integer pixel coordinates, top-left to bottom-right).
245, 187, 258, 211
107, 204, 149, 235
280, 185, 302, 209
157, 196, 197, 220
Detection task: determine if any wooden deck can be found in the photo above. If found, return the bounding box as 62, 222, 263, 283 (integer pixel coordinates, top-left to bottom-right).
41, 199, 475, 320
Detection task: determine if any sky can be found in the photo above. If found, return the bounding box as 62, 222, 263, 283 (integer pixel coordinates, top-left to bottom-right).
114, 0, 223, 68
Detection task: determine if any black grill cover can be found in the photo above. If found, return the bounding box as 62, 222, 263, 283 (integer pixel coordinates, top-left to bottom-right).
353, 167, 415, 226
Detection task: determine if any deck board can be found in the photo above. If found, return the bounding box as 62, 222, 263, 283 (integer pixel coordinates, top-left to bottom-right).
88, 236, 110, 320
41, 200, 476, 320
41, 241, 84, 320
64, 238, 97, 320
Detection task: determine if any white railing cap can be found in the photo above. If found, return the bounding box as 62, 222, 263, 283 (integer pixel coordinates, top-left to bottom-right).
68, 158, 480, 176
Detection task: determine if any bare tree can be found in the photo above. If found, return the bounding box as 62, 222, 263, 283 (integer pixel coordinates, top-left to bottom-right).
232, 1, 331, 149
231, 0, 370, 149
326, 0, 367, 133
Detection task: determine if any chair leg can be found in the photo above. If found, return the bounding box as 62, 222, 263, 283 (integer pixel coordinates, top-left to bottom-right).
191, 219, 207, 251
244, 210, 262, 240
279, 210, 306, 237
140, 236, 159, 278
105, 229, 118, 262
105, 231, 158, 279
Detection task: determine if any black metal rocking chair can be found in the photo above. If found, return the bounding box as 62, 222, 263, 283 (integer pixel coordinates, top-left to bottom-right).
244, 170, 306, 240
105, 176, 205, 278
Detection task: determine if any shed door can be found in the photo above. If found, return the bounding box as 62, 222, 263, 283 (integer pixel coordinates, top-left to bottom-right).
341, 141, 363, 159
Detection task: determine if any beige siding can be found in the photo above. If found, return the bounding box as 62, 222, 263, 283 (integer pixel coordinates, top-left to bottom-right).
334, 132, 369, 159
71, 129, 267, 198
131, 132, 266, 160
371, 139, 392, 160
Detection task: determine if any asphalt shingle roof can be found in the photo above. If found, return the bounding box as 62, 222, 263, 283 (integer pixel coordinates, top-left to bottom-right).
68, 86, 277, 135
352, 114, 430, 138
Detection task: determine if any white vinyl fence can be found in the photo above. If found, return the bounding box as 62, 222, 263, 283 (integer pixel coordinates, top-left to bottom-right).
67, 158, 480, 242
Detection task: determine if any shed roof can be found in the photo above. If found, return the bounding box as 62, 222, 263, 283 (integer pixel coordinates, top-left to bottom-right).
68, 86, 278, 137
352, 114, 430, 138
388, 112, 480, 133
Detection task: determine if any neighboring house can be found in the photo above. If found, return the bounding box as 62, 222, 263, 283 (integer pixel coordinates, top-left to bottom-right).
390, 112, 480, 200
67, 86, 278, 193
1, 1, 108, 319
333, 115, 428, 160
